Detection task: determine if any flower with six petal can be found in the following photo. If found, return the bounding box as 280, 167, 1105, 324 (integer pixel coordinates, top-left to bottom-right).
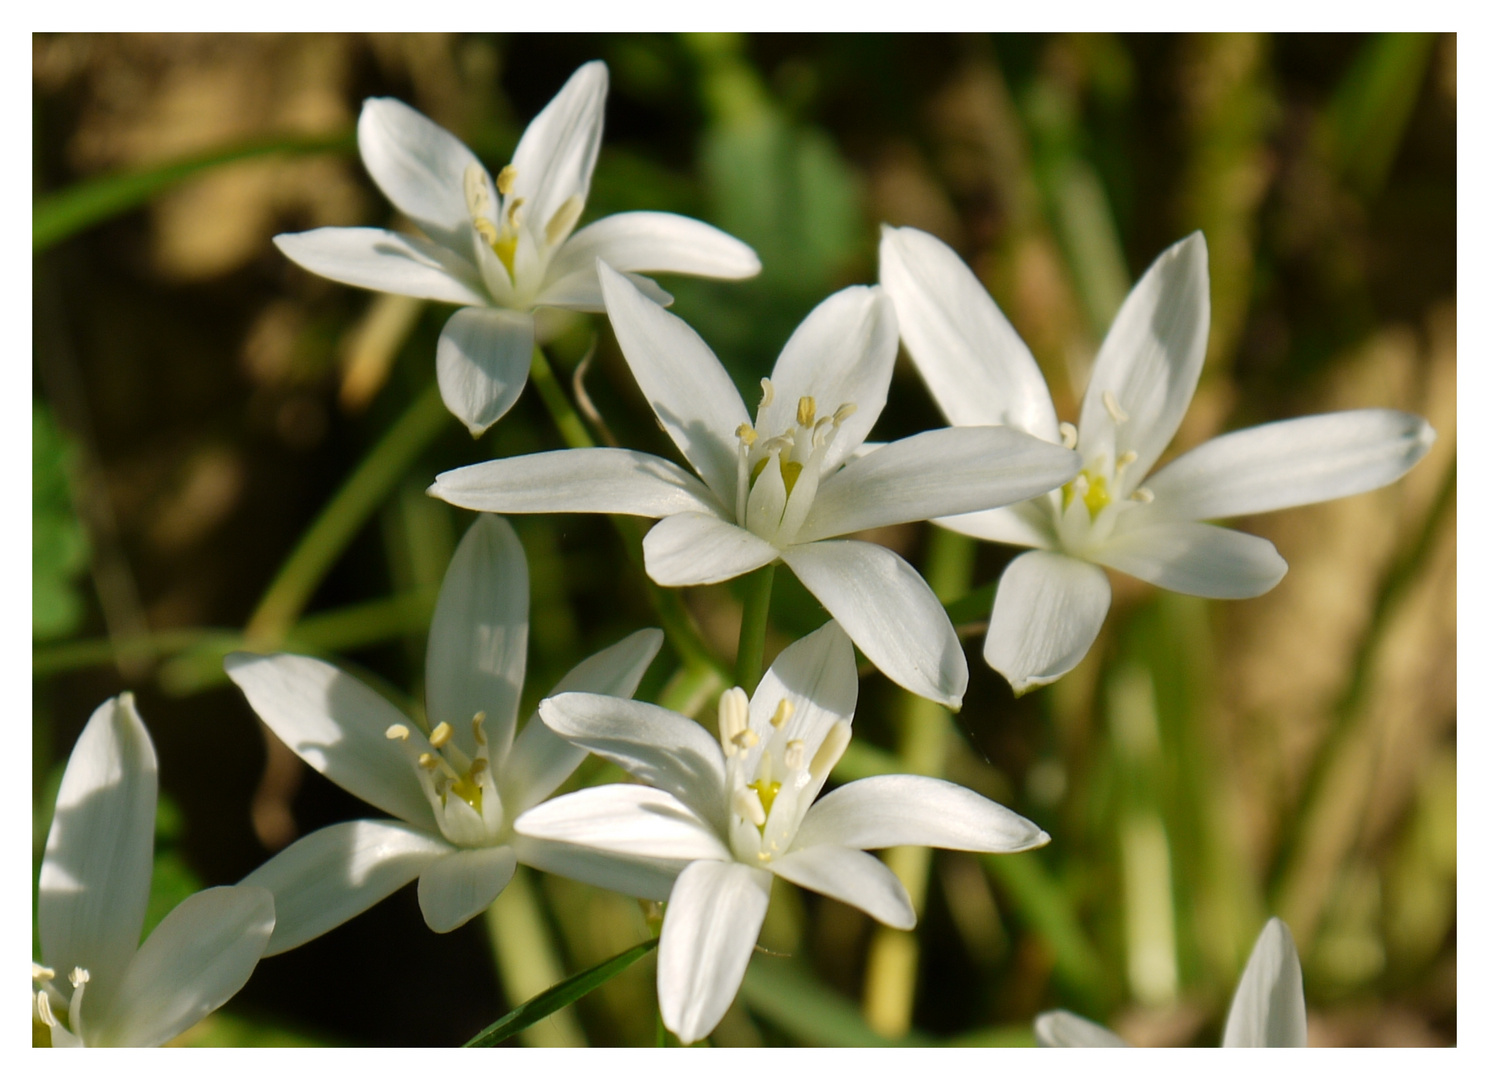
275, 61, 761, 436
225, 514, 669, 953
515, 620, 1051, 1044
431, 262, 1081, 707
1036, 917, 1307, 1047
33, 694, 274, 1047
880, 225, 1436, 693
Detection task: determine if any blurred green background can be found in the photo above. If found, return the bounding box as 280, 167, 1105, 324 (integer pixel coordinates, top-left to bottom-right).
33, 32, 1455, 1046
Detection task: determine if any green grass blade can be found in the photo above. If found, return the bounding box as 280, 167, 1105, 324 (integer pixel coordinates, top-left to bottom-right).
464, 937, 658, 1048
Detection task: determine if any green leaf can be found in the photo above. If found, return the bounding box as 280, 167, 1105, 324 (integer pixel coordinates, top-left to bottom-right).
464, 937, 658, 1047
33, 131, 353, 252
739, 954, 931, 1046
32, 402, 89, 642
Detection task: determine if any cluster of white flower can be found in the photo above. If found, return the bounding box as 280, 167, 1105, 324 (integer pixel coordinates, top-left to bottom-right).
37, 60, 1434, 1048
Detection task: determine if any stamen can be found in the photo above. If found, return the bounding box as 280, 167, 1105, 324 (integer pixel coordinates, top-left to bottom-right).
718, 687, 749, 756
471, 712, 488, 746
429, 722, 454, 749
32, 964, 55, 983
733, 787, 766, 827
545, 195, 584, 247
474, 217, 501, 248
832, 402, 857, 425
784, 739, 806, 771
385, 724, 410, 741
769, 699, 794, 729
758, 379, 775, 410
505, 196, 525, 227
470, 757, 489, 777
736, 423, 758, 446
1102, 390, 1129, 424
1131, 487, 1155, 503
68, 968, 89, 989
796, 396, 816, 427
418, 753, 439, 770
35, 990, 56, 1028
496, 165, 517, 196
1059, 422, 1079, 449
809, 721, 852, 781
732, 728, 759, 751
464, 164, 494, 218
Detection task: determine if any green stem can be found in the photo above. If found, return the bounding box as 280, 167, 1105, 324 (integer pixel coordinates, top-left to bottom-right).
244, 381, 449, 648
528, 344, 595, 449
735, 563, 776, 694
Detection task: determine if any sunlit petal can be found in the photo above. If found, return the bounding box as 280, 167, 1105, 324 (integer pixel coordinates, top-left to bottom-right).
984, 550, 1112, 694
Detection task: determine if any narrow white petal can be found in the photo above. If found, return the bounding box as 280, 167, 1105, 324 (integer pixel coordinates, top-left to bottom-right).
431, 447, 723, 518
598, 262, 749, 501
537, 268, 673, 312
878, 225, 1060, 440
39, 694, 158, 1026
794, 774, 1049, 853
1097, 521, 1287, 599
515, 785, 730, 862
763, 286, 899, 472
748, 620, 857, 752
538, 694, 727, 820
502, 628, 663, 812
95, 885, 274, 1048
242, 819, 451, 955
435, 307, 535, 437
544, 211, 760, 291
934, 501, 1058, 550
426, 515, 528, 762
770, 846, 915, 930
358, 97, 483, 254
800, 427, 1078, 544
658, 860, 772, 1045
984, 550, 1112, 694
781, 540, 967, 709
1034, 1009, 1130, 1047
273, 228, 487, 306
511, 62, 608, 242
1078, 233, 1210, 488
643, 512, 781, 586
512, 833, 685, 902
416, 846, 518, 933
224, 653, 436, 832
1222, 918, 1307, 1047
1143, 410, 1437, 522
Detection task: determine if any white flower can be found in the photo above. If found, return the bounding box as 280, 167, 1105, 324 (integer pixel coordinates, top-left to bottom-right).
516, 621, 1050, 1044
880, 226, 1437, 693
225, 514, 670, 953
431, 263, 1081, 707
275, 61, 761, 436
1036, 917, 1307, 1047
33, 695, 274, 1047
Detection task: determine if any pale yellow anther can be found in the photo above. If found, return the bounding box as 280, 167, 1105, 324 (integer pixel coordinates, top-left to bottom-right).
464, 164, 494, 218
832, 402, 857, 425
732, 787, 766, 827
1131, 487, 1155, 503
809, 720, 852, 781
496, 165, 518, 196
472, 712, 488, 745
769, 699, 794, 729
1102, 390, 1129, 424
32, 964, 55, 983
732, 728, 759, 751
386, 723, 410, 742
1059, 422, 1079, 449
36, 990, 56, 1028
784, 739, 806, 771
418, 752, 439, 770
473, 217, 501, 248
545, 195, 584, 247
470, 757, 489, 777
429, 722, 454, 749
68, 968, 89, 989
796, 396, 816, 427
736, 423, 758, 446
758, 378, 775, 409
505, 196, 525, 227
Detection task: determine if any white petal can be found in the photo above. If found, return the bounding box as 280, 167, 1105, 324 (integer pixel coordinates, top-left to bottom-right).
425, 515, 528, 762
537, 268, 673, 312
1143, 409, 1437, 522
538, 694, 727, 820
241, 819, 451, 955
1222, 918, 1308, 1047
512, 833, 685, 902
781, 540, 967, 709
542, 211, 760, 296
763, 286, 899, 472
794, 774, 1049, 853
93, 885, 274, 1047
658, 859, 772, 1045
224, 653, 436, 832
511, 62, 608, 244
358, 97, 483, 254
769, 846, 914, 930
799, 427, 1078, 544
39, 694, 157, 1026
598, 262, 749, 501
934, 501, 1057, 550
643, 512, 781, 586
984, 550, 1112, 694
430, 447, 723, 519
878, 225, 1059, 440
502, 628, 663, 812
273, 227, 487, 306
1034, 1009, 1130, 1047
1097, 521, 1287, 599
416, 846, 518, 933
1078, 233, 1210, 489
748, 621, 858, 753
436, 307, 535, 437
515, 785, 730, 862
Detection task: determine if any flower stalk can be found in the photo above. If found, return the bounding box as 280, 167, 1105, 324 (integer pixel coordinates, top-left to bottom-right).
734, 562, 776, 694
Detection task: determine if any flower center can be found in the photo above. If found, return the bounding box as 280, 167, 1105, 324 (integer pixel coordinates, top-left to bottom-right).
464, 164, 583, 287
386, 712, 504, 847
32, 964, 86, 1047
733, 380, 857, 547
1050, 412, 1154, 554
